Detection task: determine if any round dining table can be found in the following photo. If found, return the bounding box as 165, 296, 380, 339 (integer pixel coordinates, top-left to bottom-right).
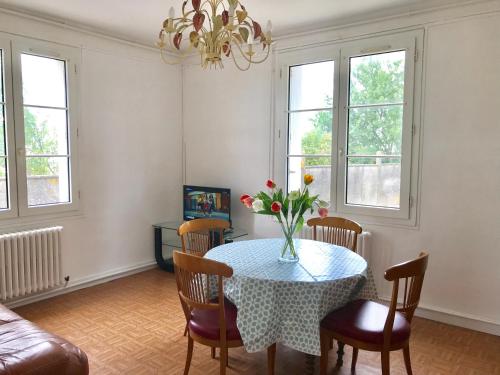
204, 238, 378, 356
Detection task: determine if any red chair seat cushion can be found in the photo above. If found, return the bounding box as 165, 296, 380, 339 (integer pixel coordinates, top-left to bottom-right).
189, 298, 241, 341
321, 299, 411, 345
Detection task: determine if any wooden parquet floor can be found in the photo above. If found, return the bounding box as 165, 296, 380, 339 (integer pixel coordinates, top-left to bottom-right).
14, 268, 500, 375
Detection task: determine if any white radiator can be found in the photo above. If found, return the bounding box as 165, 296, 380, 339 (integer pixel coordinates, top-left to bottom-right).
0, 226, 63, 301
299, 227, 372, 263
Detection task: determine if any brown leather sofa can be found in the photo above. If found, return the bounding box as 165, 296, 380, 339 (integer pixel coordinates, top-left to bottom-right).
0, 303, 89, 374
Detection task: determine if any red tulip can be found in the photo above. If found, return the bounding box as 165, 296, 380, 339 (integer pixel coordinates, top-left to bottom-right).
240, 194, 251, 203
318, 207, 328, 218
271, 201, 282, 213
266, 179, 276, 189
243, 196, 254, 208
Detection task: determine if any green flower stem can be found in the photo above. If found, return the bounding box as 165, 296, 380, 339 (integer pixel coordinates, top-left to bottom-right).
278, 213, 298, 258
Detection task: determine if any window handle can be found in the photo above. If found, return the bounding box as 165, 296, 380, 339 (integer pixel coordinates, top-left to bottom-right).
339, 148, 344, 156
17, 148, 25, 157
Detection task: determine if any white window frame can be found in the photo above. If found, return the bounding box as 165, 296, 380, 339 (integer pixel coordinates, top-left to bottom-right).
274, 30, 423, 226
0, 37, 19, 219
0, 34, 80, 219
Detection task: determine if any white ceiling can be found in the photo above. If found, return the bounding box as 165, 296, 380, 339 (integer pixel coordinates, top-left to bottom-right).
0, 0, 470, 47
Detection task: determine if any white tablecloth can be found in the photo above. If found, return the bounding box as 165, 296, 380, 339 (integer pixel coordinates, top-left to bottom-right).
205, 238, 378, 356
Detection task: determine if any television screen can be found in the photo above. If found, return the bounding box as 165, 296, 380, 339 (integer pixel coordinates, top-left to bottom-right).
183, 185, 231, 223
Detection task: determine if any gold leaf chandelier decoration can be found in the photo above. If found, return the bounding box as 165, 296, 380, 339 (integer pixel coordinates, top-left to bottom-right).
157, 0, 273, 71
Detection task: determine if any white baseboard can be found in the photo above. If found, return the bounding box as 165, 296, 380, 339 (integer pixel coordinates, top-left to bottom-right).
4, 260, 159, 309
379, 296, 500, 336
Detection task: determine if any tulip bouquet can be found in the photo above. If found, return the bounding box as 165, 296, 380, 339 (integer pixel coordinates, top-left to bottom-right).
240, 174, 328, 262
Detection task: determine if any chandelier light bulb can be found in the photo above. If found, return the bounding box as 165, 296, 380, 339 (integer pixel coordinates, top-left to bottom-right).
266, 20, 273, 33
168, 6, 175, 19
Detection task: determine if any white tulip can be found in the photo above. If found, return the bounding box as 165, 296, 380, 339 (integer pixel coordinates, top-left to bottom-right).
318, 199, 330, 208
252, 199, 264, 212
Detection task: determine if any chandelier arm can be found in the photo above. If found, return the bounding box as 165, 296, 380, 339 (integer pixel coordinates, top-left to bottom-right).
160, 48, 183, 65
231, 48, 251, 71
231, 38, 255, 64
246, 45, 271, 64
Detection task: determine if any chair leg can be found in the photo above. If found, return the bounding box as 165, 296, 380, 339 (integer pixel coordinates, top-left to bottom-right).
225, 347, 229, 367
336, 341, 345, 367
183, 323, 188, 336
220, 345, 227, 375
184, 336, 194, 375
351, 347, 358, 372
320, 333, 329, 375
267, 343, 276, 375
381, 350, 390, 375
403, 346, 413, 375
211, 347, 216, 359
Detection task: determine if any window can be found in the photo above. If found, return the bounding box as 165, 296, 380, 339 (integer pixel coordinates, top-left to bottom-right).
287, 61, 334, 202
0, 35, 79, 219
275, 32, 422, 224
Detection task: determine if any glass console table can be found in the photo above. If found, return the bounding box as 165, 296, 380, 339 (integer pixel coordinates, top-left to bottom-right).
153, 221, 248, 272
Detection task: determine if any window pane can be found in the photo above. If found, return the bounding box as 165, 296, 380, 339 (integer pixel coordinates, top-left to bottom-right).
289, 61, 334, 111
289, 110, 332, 155
349, 51, 405, 106
348, 106, 403, 156
0, 105, 5, 156
346, 156, 401, 208
0, 50, 3, 102
26, 157, 70, 206
0, 158, 7, 209
24, 107, 68, 155
21, 54, 67, 108
288, 156, 331, 203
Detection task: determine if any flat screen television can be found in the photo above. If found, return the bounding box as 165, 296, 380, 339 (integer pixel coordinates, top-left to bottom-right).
183, 185, 231, 224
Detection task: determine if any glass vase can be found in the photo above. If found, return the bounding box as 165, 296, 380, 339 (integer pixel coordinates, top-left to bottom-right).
278, 233, 299, 263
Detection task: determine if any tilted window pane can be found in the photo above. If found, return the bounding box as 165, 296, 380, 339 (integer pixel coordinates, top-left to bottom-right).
24, 107, 68, 155
0, 158, 7, 209
0, 105, 5, 156
347, 106, 403, 156
289, 61, 334, 111
289, 110, 332, 156
0, 50, 3, 103
288, 156, 331, 204
349, 51, 405, 106
346, 156, 401, 208
26, 156, 70, 206
21, 54, 67, 108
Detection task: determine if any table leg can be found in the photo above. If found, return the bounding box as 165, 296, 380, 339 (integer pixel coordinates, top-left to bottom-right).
154, 227, 174, 272
336, 341, 345, 367
305, 354, 316, 375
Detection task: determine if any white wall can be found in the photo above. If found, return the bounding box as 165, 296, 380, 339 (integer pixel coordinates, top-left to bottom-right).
183, 2, 500, 333
0, 10, 183, 296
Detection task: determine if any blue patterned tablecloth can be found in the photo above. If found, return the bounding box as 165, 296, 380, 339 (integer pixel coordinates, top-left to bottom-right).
205, 238, 378, 356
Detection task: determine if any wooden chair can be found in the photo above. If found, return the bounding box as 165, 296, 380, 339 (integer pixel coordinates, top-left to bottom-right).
306, 216, 362, 252
177, 218, 230, 257
319, 252, 429, 375
173, 251, 276, 375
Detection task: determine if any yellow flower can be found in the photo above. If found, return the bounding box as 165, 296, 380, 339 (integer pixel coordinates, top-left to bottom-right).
304, 174, 314, 185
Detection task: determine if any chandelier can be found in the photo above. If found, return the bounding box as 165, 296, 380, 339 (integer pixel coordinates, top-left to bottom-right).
157, 0, 272, 71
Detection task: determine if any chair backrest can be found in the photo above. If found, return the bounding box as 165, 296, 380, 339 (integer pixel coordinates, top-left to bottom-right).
306, 216, 362, 252
383, 252, 429, 346
177, 218, 230, 256
173, 251, 233, 344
